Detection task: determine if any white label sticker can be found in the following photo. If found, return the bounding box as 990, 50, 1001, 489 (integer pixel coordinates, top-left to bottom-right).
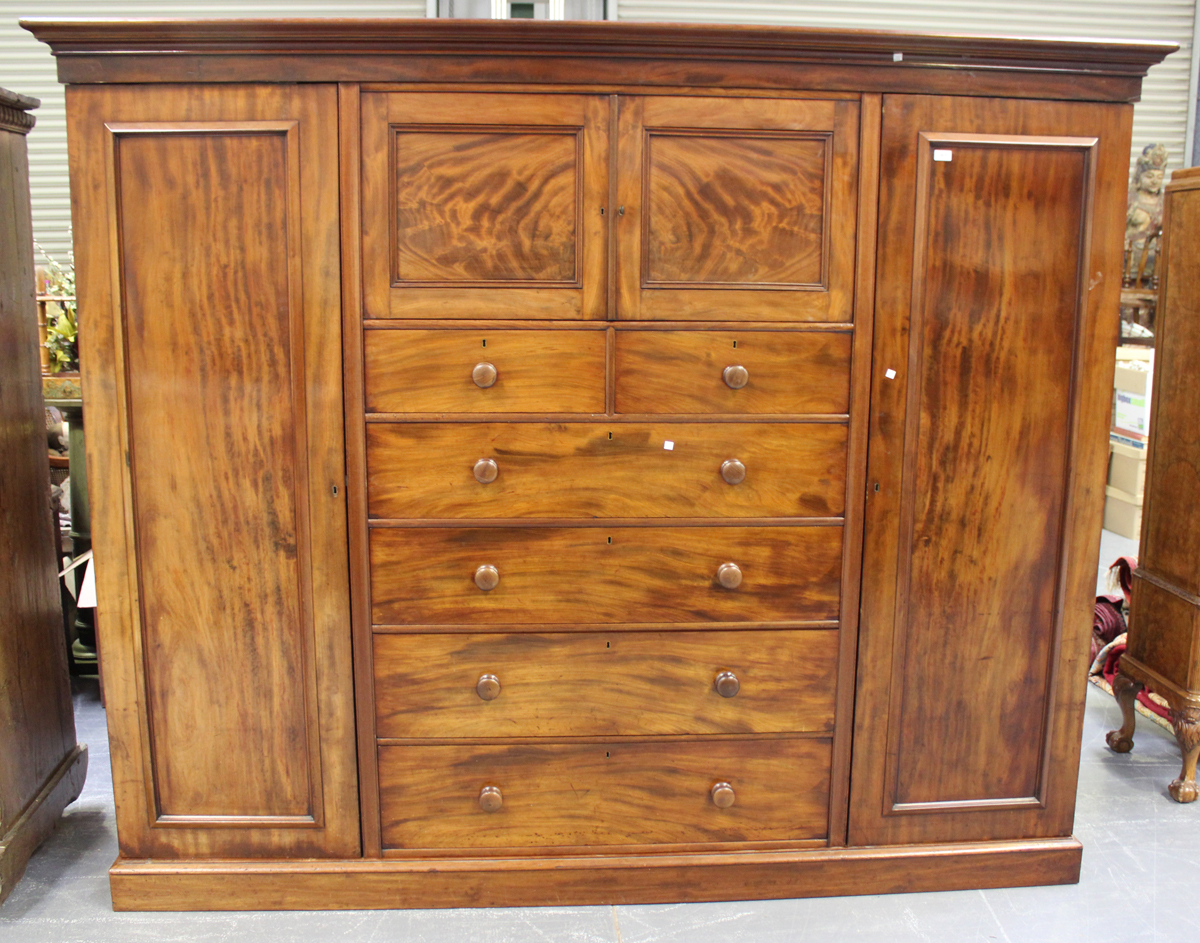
663, 440, 675, 450
933, 149, 953, 162
885, 368, 897, 380
893, 52, 903, 61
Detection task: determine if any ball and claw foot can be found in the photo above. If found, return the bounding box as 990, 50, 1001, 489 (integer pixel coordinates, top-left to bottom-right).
1168, 706, 1200, 804
1106, 671, 1143, 755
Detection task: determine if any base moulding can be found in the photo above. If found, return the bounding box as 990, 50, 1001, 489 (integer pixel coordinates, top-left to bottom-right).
110, 836, 1083, 910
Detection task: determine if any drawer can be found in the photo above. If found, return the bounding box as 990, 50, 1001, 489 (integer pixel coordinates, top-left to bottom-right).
370, 525, 841, 625
615, 330, 851, 414
374, 629, 838, 738
378, 738, 831, 849
364, 329, 606, 414
367, 422, 847, 519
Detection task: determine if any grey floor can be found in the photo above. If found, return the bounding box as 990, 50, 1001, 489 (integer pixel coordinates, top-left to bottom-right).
3, 530, 1197, 942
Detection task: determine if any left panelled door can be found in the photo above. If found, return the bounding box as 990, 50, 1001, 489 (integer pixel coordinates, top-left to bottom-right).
67, 85, 360, 858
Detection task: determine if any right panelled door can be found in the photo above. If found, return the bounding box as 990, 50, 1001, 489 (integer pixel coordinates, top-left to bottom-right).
851, 95, 1132, 846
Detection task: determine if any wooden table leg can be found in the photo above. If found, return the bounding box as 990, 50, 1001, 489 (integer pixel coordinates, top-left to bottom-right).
1168, 705, 1200, 803
1106, 669, 1144, 754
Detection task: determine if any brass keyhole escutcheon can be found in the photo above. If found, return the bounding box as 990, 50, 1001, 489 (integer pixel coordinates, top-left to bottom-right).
476, 674, 501, 700
474, 458, 499, 484
472, 361, 498, 388
474, 565, 500, 591
479, 786, 503, 813
711, 782, 736, 809
723, 364, 749, 389
716, 562, 742, 589
720, 458, 746, 485
715, 670, 740, 698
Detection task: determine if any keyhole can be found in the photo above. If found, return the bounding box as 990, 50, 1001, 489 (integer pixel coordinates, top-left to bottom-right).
733, 340, 738, 348
607, 536, 612, 544
600, 207, 605, 216
482, 339, 487, 348
608, 432, 613, 440
606, 641, 610, 648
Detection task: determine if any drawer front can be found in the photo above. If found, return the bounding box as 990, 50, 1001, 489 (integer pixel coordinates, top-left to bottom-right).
379, 738, 831, 849
615, 330, 851, 415
364, 329, 606, 414
374, 629, 838, 738
370, 525, 842, 625
367, 422, 847, 519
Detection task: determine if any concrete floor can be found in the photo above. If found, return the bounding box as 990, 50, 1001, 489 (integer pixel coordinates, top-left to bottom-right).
3, 531, 1196, 942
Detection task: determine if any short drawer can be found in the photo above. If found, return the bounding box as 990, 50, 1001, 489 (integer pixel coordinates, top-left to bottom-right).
369, 525, 842, 625
364, 329, 606, 414
378, 738, 831, 849
615, 330, 851, 414
367, 422, 847, 519
374, 629, 838, 738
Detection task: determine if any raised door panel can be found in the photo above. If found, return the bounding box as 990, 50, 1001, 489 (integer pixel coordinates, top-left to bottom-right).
851, 96, 1131, 845
67, 85, 358, 857
361, 92, 609, 320
616, 97, 859, 321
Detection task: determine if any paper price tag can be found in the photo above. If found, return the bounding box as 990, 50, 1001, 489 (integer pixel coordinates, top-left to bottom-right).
663, 441, 675, 450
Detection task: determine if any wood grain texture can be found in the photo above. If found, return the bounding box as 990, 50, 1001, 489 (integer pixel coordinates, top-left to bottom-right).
362, 92, 608, 319
851, 96, 1132, 846
644, 131, 827, 286
891, 138, 1090, 807
67, 84, 358, 858
339, 81, 383, 858
1139, 174, 1200, 598
366, 422, 847, 519
615, 329, 850, 414
365, 328, 606, 414
0, 99, 82, 903
1126, 575, 1200, 691
616, 97, 857, 321
118, 125, 318, 821
105, 838, 1082, 910
393, 129, 578, 283
370, 525, 842, 625
373, 629, 838, 738
378, 738, 830, 849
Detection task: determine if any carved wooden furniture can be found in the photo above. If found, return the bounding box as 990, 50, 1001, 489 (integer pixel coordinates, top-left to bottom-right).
0, 85, 88, 906
1107, 165, 1200, 803
24, 18, 1173, 910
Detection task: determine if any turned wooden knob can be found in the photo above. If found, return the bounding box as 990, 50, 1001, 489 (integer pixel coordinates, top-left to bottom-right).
715, 670, 740, 698
479, 785, 503, 812
711, 782, 736, 809
473, 458, 499, 484
720, 458, 746, 484
723, 365, 749, 389
474, 564, 500, 591
472, 361, 498, 388
476, 674, 501, 700
716, 562, 742, 589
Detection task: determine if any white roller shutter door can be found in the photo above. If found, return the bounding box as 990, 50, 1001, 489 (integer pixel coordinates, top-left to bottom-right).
0, 1, 427, 260
617, 1, 1195, 181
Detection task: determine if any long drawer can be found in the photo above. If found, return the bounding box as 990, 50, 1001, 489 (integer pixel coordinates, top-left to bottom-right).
367, 422, 847, 519
369, 525, 842, 625
615, 330, 851, 415
373, 629, 838, 738
378, 738, 831, 849
365, 329, 606, 414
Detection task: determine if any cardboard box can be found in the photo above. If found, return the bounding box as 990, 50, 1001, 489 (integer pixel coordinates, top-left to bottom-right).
1104, 486, 1143, 540
1108, 438, 1147, 500
1112, 347, 1154, 441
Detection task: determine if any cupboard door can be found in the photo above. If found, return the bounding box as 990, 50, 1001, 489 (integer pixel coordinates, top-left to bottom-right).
67, 85, 359, 857
615, 96, 859, 321
361, 92, 609, 320
850, 96, 1131, 845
